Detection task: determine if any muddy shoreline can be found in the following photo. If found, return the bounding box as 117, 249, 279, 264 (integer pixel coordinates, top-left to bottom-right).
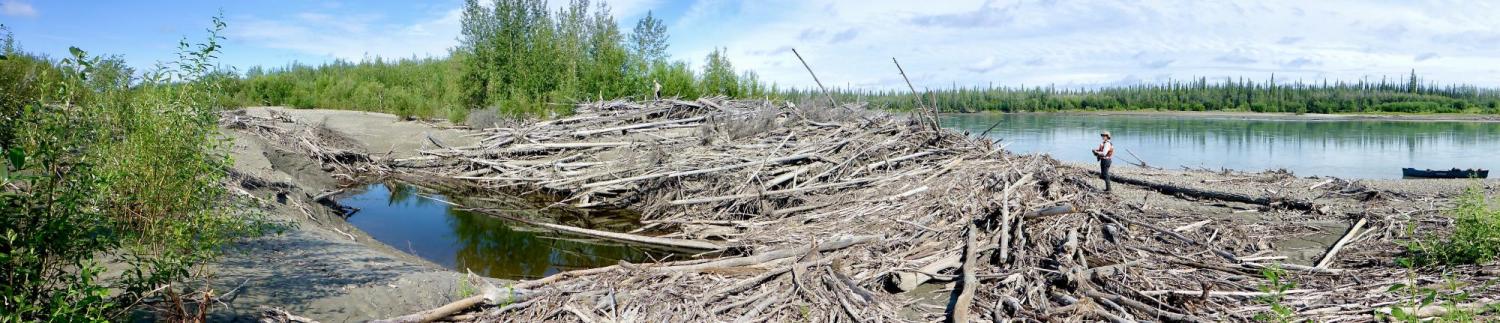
214, 105, 1498, 322
209, 107, 488, 321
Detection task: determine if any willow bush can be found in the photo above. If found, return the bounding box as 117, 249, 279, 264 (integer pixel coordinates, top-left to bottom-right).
1405, 185, 1500, 266
1, 18, 276, 322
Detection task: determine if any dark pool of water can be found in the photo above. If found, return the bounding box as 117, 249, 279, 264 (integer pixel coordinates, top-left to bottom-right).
941, 113, 1500, 179
338, 182, 668, 280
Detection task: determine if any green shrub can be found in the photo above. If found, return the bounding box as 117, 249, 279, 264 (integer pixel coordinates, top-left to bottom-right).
1, 16, 275, 321
1253, 265, 1297, 322
1405, 185, 1500, 266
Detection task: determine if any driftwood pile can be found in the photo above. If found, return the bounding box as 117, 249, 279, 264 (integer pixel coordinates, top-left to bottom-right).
223, 109, 387, 181
247, 98, 1497, 322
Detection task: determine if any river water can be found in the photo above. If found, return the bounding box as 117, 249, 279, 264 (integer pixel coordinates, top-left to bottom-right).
339, 182, 670, 280
940, 113, 1499, 179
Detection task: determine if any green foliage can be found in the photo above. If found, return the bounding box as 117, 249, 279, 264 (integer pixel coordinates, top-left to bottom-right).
650, 60, 699, 98
698, 47, 738, 97
226, 57, 465, 121
1253, 265, 1297, 322
225, 1, 775, 120
1404, 185, 1500, 266
628, 11, 669, 63
1380, 275, 1493, 322
1371, 101, 1455, 113
457, 276, 477, 299
0, 24, 75, 150
780, 74, 1500, 114
1, 16, 274, 321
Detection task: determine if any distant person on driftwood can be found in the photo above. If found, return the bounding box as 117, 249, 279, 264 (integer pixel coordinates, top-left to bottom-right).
1093, 130, 1115, 192
653, 79, 662, 101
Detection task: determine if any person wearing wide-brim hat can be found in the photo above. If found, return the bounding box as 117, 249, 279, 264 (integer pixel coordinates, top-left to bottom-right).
1092, 130, 1115, 192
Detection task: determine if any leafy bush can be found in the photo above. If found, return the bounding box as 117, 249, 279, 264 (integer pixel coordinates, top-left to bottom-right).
1, 17, 275, 321
1405, 186, 1500, 266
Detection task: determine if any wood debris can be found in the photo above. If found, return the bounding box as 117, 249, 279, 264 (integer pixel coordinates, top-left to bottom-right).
234, 98, 1498, 322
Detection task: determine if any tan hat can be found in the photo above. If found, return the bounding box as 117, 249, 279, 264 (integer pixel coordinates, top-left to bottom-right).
1100, 130, 1111, 138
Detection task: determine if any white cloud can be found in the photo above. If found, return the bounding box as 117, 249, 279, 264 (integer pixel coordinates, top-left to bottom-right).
228, 7, 461, 62
545, 0, 662, 21
663, 0, 1500, 89
1, 0, 37, 17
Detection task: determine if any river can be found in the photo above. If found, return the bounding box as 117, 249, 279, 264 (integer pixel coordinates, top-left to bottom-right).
940, 113, 1500, 179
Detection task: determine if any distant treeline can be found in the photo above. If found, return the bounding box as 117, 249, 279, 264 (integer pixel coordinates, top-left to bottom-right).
225, 0, 773, 122
783, 72, 1500, 114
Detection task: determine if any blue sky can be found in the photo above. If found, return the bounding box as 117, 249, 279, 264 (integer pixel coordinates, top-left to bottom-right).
5, 0, 1500, 89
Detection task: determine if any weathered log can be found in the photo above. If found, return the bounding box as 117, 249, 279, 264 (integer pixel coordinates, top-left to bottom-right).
504, 142, 634, 153
571, 116, 706, 137
657, 235, 879, 272
259, 308, 320, 323
669, 178, 873, 205
863, 150, 939, 172
1090, 169, 1318, 211
468, 208, 724, 251
1139, 289, 1313, 298
1022, 204, 1079, 220
1315, 217, 1367, 269
947, 224, 978, 323
370, 285, 531, 323
581, 153, 814, 189
1083, 290, 1202, 322
1172, 220, 1211, 232
310, 189, 344, 202
1241, 262, 1345, 275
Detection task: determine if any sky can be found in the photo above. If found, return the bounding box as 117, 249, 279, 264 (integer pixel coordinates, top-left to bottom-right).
4, 0, 1500, 89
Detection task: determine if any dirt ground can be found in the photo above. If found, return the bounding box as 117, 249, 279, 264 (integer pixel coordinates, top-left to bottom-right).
206, 107, 484, 322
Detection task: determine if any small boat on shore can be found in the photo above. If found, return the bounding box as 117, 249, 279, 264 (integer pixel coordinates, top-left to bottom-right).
1402, 168, 1488, 179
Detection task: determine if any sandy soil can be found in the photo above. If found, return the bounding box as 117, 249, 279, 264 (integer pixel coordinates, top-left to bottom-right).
206, 107, 485, 322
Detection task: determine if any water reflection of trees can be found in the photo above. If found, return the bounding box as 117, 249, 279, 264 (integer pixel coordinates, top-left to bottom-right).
943, 114, 1500, 149
349, 182, 660, 280
444, 199, 654, 280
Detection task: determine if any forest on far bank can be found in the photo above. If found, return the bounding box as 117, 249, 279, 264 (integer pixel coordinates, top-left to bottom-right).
214, 0, 1500, 123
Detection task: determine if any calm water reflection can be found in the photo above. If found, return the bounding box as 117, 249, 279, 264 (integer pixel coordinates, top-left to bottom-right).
339, 183, 663, 279
941, 113, 1500, 179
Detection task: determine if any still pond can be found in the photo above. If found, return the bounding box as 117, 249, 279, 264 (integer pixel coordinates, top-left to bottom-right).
339, 182, 672, 280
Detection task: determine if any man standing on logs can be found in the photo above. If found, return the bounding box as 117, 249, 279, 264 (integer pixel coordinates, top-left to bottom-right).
1094, 130, 1115, 192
